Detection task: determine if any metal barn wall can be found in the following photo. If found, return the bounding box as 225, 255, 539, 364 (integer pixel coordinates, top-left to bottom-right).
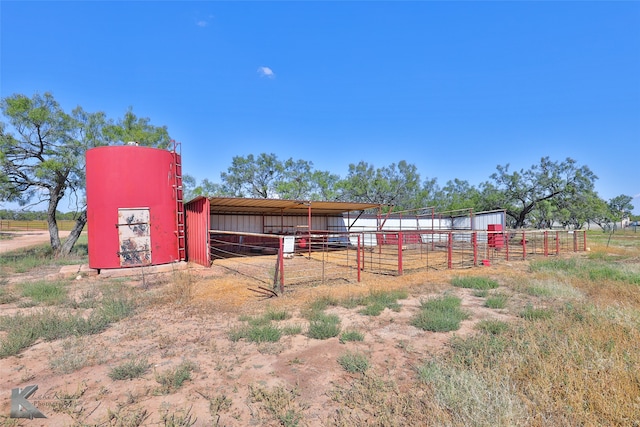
185, 197, 210, 267
211, 214, 262, 234
345, 212, 504, 232
211, 214, 338, 234
263, 215, 328, 232
343, 212, 506, 246
473, 211, 505, 232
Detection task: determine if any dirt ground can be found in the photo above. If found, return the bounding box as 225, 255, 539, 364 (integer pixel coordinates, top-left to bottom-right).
0, 231, 71, 254
0, 232, 526, 426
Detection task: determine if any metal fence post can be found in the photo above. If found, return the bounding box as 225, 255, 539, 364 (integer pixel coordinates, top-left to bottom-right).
357, 234, 361, 282
472, 232, 477, 266
448, 232, 453, 269
279, 237, 285, 293
398, 232, 403, 276
505, 232, 510, 261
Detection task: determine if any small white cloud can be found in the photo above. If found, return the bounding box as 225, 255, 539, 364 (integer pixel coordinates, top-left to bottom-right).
257, 66, 275, 78
195, 14, 213, 27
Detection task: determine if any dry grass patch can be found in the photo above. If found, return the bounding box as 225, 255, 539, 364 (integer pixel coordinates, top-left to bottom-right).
439, 303, 640, 425
0, 280, 18, 304
49, 336, 107, 374
105, 406, 150, 426
163, 270, 196, 306
160, 406, 197, 427
249, 384, 307, 427
330, 373, 449, 426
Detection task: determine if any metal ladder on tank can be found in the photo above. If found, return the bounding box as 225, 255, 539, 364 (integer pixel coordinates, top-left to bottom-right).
171, 141, 186, 261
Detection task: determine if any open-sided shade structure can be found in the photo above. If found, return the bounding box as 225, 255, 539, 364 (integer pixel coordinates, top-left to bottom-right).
184, 196, 382, 266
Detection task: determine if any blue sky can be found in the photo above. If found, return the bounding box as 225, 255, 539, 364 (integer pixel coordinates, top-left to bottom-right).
1, 1, 639, 214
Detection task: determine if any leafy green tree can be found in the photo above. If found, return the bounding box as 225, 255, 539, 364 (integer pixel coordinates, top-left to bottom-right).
435, 179, 482, 213
103, 108, 171, 148
550, 189, 605, 229
276, 158, 314, 200
182, 174, 225, 201
607, 194, 634, 230
481, 157, 597, 228
196, 179, 225, 199
337, 160, 422, 210
220, 153, 344, 201
182, 174, 197, 201
308, 170, 341, 201
220, 153, 284, 198
0, 92, 170, 255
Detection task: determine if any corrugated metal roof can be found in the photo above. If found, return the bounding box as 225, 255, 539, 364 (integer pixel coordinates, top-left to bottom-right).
201, 197, 382, 215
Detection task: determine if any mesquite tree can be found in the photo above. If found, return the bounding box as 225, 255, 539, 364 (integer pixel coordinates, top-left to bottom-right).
0, 92, 170, 256
482, 157, 598, 228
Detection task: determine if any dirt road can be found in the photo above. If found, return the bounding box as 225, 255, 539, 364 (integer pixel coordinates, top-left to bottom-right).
0, 230, 71, 254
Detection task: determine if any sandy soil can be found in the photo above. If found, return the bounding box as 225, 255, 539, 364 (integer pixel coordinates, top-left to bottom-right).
0, 231, 71, 254
0, 240, 527, 425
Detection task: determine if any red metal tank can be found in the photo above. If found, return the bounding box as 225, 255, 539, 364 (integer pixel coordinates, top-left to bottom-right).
86, 146, 182, 269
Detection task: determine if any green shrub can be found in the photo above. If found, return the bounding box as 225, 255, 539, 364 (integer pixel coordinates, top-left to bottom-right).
337, 351, 370, 373
485, 294, 508, 309
451, 276, 499, 290
228, 326, 247, 342
339, 330, 364, 343
358, 302, 387, 316
307, 313, 341, 340
247, 324, 282, 343
308, 295, 339, 312
345, 289, 407, 316
0, 293, 136, 358
228, 323, 282, 343
530, 258, 578, 273
109, 358, 150, 380
264, 308, 291, 321
19, 280, 67, 305
0, 241, 88, 274
155, 360, 197, 394
475, 319, 509, 335
99, 294, 136, 322
240, 314, 271, 327
411, 295, 468, 332
520, 305, 553, 321
339, 295, 367, 309
281, 324, 303, 336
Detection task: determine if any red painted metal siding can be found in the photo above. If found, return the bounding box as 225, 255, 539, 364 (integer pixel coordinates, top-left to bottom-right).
185, 197, 210, 267
86, 146, 180, 269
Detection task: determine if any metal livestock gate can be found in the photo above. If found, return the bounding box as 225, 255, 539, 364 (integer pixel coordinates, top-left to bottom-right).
184, 197, 587, 291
